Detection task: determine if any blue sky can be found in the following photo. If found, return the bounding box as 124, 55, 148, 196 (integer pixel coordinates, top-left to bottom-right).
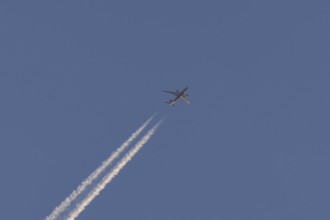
1, 1, 330, 219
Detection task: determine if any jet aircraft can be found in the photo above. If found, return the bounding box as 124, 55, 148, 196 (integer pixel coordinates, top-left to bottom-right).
163, 86, 190, 106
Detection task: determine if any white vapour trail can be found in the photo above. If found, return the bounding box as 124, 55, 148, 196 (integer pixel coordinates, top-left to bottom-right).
45, 115, 155, 220
66, 120, 162, 220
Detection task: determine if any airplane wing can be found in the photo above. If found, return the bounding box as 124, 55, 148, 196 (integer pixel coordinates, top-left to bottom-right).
162, 90, 178, 96
180, 96, 190, 104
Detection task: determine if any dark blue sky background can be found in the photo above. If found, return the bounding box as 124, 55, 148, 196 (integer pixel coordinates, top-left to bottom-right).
1, 1, 329, 219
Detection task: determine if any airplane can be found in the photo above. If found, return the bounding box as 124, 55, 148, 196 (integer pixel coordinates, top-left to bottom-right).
162, 86, 190, 106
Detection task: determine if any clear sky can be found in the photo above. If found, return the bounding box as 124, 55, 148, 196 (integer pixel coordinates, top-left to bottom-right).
1, 1, 330, 219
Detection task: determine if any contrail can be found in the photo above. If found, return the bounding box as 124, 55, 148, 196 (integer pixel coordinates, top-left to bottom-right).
45, 115, 155, 220
66, 120, 162, 220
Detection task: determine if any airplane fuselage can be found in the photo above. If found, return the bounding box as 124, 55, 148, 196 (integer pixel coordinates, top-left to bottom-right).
174, 87, 188, 101
163, 86, 189, 106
